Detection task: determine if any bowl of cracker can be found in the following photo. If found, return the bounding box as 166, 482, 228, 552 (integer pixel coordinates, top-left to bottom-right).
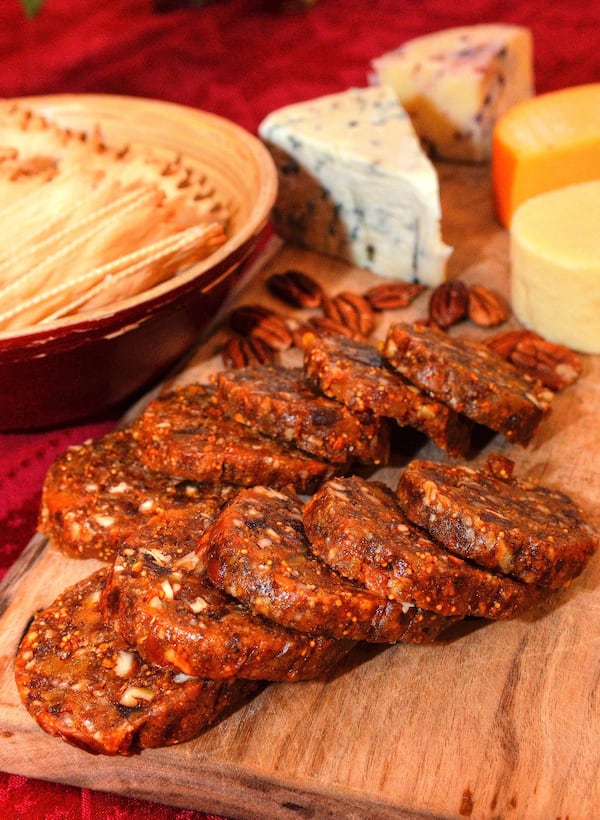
0, 94, 277, 430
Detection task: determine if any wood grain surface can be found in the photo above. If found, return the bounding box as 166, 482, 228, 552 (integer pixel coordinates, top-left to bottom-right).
1, 164, 598, 820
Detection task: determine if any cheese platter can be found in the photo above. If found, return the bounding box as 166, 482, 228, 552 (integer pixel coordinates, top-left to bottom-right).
0, 158, 599, 819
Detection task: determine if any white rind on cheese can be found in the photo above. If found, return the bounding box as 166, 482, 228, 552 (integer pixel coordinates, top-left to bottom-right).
258, 86, 450, 286
510, 180, 600, 354
371, 24, 534, 163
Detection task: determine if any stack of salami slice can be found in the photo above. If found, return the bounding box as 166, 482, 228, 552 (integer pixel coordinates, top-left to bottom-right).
15, 323, 597, 756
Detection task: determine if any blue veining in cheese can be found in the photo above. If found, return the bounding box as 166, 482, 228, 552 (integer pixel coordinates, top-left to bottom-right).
371, 24, 534, 163
258, 86, 450, 286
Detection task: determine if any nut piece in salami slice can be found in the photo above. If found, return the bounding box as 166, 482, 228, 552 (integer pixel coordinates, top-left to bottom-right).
131, 383, 337, 493
383, 322, 553, 445
302, 332, 472, 456
39, 426, 237, 562
396, 459, 598, 588
202, 485, 454, 643
303, 476, 531, 620
103, 518, 353, 682
210, 365, 390, 466
14, 569, 262, 756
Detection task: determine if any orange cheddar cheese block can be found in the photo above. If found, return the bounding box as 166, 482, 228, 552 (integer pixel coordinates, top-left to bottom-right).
510, 180, 600, 354
493, 83, 600, 226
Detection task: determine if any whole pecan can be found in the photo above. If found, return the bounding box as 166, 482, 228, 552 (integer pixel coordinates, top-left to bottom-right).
363, 281, 425, 311
266, 269, 324, 309
468, 284, 509, 327
322, 291, 375, 337
509, 335, 583, 391
428, 280, 469, 328
228, 304, 294, 351
221, 336, 275, 368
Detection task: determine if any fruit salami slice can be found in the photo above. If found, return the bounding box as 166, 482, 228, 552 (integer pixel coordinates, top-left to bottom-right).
302, 332, 472, 456
303, 476, 531, 620
103, 518, 353, 682
210, 365, 390, 466
383, 321, 553, 444
396, 458, 598, 587
14, 570, 261, 756
203, 485, 454, 644
39, 426, 237, 562
131, 383, 338, 493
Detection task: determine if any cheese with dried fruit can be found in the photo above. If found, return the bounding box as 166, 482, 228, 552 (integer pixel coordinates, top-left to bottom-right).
493, 83, 600, 226
510, 180, 600, 354
258, 86, 450, 286
370, 24, 533, 163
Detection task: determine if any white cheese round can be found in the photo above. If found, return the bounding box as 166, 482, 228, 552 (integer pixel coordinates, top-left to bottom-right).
510, 180, 600, 353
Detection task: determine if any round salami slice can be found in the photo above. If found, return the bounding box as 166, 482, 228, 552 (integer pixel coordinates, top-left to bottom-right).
396, 458, 598, 588
383, 321, 553, 445
303, 476, 532, 620
303, 332, 472, 456
203, 485, 455, 644
39, 427, 237, 562
131, 383, 338, 493
210, 365, 391, 466
103, 517, 353, 682
14, 570, 262, 756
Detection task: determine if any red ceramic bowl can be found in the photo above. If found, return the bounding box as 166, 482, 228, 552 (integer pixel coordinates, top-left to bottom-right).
0, 95, 278, 431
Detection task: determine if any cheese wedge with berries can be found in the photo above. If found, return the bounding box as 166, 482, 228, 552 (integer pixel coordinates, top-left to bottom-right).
510, 180, 600, 354
493, 83, 600, 226
370, 24, 533, 163
258, 86, 450, 286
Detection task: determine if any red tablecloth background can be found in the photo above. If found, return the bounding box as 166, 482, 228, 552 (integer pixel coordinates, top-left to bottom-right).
1, 1, 598, 817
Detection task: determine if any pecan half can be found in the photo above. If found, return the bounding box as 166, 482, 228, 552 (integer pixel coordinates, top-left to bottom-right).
468, 284, 509, 327
322, 291, 375, 337
266, 269, 324, 309
363, 281, 425, 311
509, 335, 583, 391
221, 336, 275, 368
228, 304, 294, 351
428, 280, 468, 328
484, 328, 535, 360
302, 315, 364, 343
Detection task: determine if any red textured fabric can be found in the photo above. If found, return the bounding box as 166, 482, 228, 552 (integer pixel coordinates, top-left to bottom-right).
1, 1, 598, 817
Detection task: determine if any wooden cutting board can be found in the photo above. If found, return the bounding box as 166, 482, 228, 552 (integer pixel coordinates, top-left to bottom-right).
1, 164, 599, 820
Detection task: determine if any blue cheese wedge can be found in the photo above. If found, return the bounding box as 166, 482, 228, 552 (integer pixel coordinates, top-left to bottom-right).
371, 24, 534, 163
258, 86, 450, 286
